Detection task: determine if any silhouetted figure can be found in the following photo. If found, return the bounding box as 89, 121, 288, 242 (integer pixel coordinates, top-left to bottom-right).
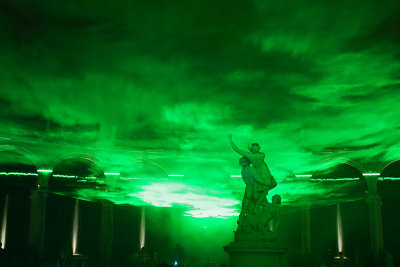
385, 251, 394, 267
171, 244, 186, 267
337, 251, 345, 266
204, 260, 215, 267
0, 242, 5, 265
353, 248, 361, 267
139, 246, 153, 267
129, 249, 142, 267
326, 248, 334, 266
228, 135, 276, 189
393, 250, 400, 267
57, 246, 72, 267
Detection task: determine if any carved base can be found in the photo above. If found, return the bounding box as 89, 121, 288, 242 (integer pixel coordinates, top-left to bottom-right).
234, 230, 276, 242
224, 241, 287, 267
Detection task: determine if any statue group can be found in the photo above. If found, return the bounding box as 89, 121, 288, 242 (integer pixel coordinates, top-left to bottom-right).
228, 135, 281, 242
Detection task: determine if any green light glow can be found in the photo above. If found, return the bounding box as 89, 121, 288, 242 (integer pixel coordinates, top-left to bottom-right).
310, 178, 360, 182
1, 0, 400, 220
51, 174, 105, 185
362, 173, 380, 176
3, 170, 397, 218
37, 170, 53, 173
379, 177, 400, 181
104, 173, 120, 175
130, 181, 239, 218
53, 174, 78, 178
0, 172, 38, 176
118, 177, 161, 180
76, 178, 105, 184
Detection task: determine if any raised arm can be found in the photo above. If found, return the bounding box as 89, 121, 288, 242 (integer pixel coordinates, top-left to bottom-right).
228, 134, 251, 157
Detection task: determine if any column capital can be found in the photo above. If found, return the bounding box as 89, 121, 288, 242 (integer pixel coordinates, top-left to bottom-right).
37, 171, 51, 189
366, 193, 382, 205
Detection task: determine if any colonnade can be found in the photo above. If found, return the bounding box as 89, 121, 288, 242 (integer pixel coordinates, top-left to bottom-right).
299, 175, 385, 263
0, 144, 396, 266
0, 171, 115, 266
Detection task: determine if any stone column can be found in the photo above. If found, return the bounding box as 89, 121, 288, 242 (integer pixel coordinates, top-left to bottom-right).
28, 171, 50, 256
365, 176, 384, 256
28, 189, 48, 255
300, 198, 312, 255
99, 200, 113, 267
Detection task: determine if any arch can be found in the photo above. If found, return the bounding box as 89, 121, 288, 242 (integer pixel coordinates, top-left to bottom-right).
50, 152, 103, 174
378, 157, 400, 175
309, 157, 367, 206
185, 161, 229, 180
119, 156, 171, 177
376, 150, 400, 171
380, 159, 400, 177
49, 154, 106, 195
313, 157, 367, 177
0, 145, 42, 170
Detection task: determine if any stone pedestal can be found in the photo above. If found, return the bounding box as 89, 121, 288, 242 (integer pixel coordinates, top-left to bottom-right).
224, 241, 287, 267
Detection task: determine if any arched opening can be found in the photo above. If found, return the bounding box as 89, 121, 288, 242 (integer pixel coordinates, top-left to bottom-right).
111, 160, 169, 266
379, 160, 400, 252
44, 157, 104, 264
310, 163, 369, 265
0, 150, 37, 256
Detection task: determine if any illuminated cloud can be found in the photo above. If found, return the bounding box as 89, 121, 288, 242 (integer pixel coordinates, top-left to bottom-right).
1, 0, 400, 216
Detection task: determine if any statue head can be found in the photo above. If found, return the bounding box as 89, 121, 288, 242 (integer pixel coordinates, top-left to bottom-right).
239, 157, 250, 167
272, 194, 281, 205
249, 143, 261, 153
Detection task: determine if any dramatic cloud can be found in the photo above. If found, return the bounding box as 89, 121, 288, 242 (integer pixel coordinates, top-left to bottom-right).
1, 0, 400, 216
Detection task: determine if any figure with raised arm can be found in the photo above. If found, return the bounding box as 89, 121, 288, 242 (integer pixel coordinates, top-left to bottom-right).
228, 134, 277, 191
237, 156, 270, 230
228, 135, 283, 242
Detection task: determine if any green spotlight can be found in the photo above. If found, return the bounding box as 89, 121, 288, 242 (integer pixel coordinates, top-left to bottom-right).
379, 177, 400, 181
310, 178, 359, 182
53, 174, 78, 178
0, 172, 38, 176
362, 173, 380, 176
37, 169, 53, 173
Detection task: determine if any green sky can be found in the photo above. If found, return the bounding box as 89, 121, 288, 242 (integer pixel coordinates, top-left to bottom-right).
1, 0, 400, 217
